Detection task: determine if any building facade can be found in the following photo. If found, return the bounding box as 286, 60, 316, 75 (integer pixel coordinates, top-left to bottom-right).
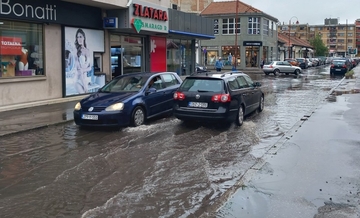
199, 1, 279, 69
0, 0, 213, 107
279, 18, 357, 57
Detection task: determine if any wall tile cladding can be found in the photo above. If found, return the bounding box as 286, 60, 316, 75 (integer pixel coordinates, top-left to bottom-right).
168, 9, 213, 36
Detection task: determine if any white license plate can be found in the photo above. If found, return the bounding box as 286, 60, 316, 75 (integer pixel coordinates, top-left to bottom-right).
188, 102, 208, 108
335, 69, 341, 71
82, 114, 98, 120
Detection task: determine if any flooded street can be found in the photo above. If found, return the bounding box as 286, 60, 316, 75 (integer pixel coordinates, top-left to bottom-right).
0, 66, 343, 217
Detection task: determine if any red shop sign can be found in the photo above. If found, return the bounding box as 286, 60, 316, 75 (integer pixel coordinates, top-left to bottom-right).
0, 37, 22, 55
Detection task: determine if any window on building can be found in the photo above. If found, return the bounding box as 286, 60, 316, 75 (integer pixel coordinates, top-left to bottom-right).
338, 26, 345, 30
349, 26, 354, 30
348, 33, 353, 37
248, 17, 260, 35
0, 20, 44, 78
348, 39, 353, 43
338, 33, 345, 37
271, 22, 274, 37
263, 18, 269, 35
338, 39, 345, 43
222, 18, 240, 35
310, 27, 315, 31
318, 27, 323, 31
214, 19, 219, 35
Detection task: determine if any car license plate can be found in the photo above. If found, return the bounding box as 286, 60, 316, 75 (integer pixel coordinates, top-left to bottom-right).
82, 114, 98, 120
188, 102, 208, 108
335, 69, 341, 71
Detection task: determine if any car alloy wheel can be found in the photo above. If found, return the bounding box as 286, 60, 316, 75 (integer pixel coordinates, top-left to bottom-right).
274, 69, 279, 75
258, 96, 264, 112
294, 69, 300, 75
236, 105, 244, 126
132, 106, 145, 127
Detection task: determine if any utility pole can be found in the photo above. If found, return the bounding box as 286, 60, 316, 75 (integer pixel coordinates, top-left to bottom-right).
232, 0, 239, 71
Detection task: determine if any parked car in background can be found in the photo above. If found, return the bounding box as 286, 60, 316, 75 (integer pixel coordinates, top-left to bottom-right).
306, 58, 313, 67
330, 60, 350, 76
74, 72, 182, 127
262, 61, 302, 75
173, 71, 264, 126
284, 58, 300, 67
195, 63, 208, 73
296, 58, 308, 69
331, 57, 353, 70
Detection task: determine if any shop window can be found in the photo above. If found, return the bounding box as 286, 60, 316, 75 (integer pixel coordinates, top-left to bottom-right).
0, 20, 43, 78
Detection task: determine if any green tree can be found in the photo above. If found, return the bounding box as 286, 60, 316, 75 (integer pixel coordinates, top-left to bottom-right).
309, 34, 329, 56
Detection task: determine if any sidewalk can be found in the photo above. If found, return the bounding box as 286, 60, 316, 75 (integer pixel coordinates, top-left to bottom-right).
215, 68, 360, 217
0, 68, 358, 137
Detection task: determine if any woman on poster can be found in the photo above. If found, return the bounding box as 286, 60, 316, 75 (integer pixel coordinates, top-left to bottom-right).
74, 28, 91, 94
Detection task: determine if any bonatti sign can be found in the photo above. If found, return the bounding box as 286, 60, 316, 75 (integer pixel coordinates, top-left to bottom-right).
0, 0, 102, 29
0, 0, 57, 21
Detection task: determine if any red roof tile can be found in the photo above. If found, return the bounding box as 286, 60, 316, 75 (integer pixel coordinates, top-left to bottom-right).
200, 1, 262, 15
278, 32, 313, 48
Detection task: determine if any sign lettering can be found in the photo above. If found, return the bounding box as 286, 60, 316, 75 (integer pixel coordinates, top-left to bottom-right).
132, 3, 167, 21
0, 0, 57, 21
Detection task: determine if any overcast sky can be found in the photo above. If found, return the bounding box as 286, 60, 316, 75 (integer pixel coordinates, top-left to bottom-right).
214, 0, 360, 25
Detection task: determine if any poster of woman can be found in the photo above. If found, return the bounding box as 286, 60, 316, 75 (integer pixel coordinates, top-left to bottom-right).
64, 27, 104, 96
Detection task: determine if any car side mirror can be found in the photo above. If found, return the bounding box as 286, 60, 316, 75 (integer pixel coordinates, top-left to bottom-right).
254, 82, 262, 87
146, 87, 157, 95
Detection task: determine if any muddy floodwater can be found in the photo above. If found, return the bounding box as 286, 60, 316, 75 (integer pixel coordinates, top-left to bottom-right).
0, 66, 342, 217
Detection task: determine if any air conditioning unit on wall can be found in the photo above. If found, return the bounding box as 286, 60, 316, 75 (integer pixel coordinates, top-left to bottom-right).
171, 4, 179, 10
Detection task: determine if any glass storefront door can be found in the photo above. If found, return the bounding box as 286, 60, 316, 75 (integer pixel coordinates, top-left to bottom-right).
166, 39, 193, 76
110, 35, 143, 78
245, 46, 260, 67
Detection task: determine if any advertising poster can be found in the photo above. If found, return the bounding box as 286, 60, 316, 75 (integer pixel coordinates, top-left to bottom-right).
64, 27, 104, 96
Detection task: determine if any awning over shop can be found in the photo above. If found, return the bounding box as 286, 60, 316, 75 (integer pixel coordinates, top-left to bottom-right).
168, 30, 215, 39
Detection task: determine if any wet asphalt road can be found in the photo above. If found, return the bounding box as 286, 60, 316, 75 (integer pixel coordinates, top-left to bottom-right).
0, 65, 344, 218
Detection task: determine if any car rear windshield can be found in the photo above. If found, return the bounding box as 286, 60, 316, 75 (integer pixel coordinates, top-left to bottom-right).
296, 59, 304, 62
333, 60, 346, 65
179, 78, 224, 92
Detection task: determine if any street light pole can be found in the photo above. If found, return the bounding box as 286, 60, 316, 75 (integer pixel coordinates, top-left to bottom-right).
233, 0, 239, 71
288, 16, 299, 59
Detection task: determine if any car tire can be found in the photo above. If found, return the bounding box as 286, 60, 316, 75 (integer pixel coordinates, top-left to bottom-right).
265, 72, 270, 75
258, 95, 264, 112
285, 73, 289, 75
131, 106, 145, 127
235, 105, 244, 126
294, 69, 300, 75
273, 69, 279, 75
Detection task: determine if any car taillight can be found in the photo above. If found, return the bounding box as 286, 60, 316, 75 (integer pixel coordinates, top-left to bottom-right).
211, 94, 231, 103
343, 65, 347, 68
330, 64, 334, 68
269, 65, 273, 68
173, 91, 185, 100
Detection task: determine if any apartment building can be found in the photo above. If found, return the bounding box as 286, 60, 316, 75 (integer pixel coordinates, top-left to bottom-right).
279, 18, 357, 57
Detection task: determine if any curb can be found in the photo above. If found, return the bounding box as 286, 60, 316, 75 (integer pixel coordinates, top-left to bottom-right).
0, 119, 74, 137
0, 95, 89, 113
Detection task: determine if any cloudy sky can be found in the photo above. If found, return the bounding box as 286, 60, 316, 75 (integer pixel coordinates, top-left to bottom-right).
214, 0, 360, 25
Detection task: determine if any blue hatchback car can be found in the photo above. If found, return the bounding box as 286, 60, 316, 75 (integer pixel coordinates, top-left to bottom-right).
74, 72, 182, 127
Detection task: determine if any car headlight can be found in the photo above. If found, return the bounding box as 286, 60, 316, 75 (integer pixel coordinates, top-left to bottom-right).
105, 102, 124, 111
74, 102, 81, 111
